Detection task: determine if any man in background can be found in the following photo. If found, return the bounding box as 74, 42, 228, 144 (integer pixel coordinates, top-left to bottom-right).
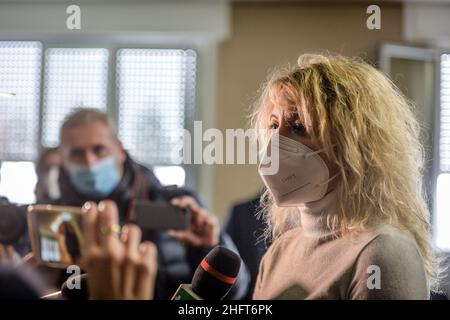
52, 108, 249, 300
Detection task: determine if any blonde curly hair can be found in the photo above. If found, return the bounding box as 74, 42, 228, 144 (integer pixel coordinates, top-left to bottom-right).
250, 53, 442, 290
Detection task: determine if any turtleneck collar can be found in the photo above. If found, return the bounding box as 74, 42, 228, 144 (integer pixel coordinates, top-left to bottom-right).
298, 188, 338, 238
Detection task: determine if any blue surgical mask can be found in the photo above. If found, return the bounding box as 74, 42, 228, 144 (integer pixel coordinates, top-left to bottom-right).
67, 156, 121, 197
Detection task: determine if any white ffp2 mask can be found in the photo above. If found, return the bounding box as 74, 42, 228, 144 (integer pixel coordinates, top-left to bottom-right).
258, 133, 336, 206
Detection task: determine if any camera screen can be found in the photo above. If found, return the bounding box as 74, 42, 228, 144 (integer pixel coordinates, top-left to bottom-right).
29, 206, 84, 267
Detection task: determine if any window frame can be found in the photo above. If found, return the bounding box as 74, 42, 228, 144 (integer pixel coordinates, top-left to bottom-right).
379, 43, 447, 250
0, 40, 198, 191
41, 47, 110, 148
0, 41, 43, 161
115, 48, 197, 171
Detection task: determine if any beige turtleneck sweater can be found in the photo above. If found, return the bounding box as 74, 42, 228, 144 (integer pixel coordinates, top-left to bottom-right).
253, 190, 429, 300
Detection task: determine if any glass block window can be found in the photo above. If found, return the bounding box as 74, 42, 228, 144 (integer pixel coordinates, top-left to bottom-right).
0, 41, 42, 160
42, 48, 109, 147
436, 173, 450, 251
440, 54, 450, 172
436, 54, 450, 251
116, 49, 196, 165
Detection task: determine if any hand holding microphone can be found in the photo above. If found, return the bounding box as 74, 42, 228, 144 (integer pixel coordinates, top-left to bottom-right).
81, 200, 158, 300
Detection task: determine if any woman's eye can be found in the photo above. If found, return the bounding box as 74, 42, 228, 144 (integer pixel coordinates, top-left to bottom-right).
269, 123, 279, 130
291, 123, 307, 135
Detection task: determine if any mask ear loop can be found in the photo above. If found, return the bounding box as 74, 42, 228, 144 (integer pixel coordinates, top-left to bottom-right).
302, 143, 337, 159
302, 147, 327, 159
314, 172, 340, 188
304, 144, 339, 187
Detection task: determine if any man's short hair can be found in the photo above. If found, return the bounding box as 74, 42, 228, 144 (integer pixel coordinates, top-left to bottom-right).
60, 108, 118, 143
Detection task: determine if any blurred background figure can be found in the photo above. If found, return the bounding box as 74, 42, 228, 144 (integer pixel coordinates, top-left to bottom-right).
0, 200, 158, 300
35, 147, 61, 202
0, 266, 42, 299
0, 161, 27, 260
52, 108, 250, 300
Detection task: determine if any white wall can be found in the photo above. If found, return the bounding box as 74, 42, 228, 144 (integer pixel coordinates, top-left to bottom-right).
404, 2, 450, 296
404, 2, 450, 49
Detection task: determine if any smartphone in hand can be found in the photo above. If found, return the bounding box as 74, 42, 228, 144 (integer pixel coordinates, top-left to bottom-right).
131, 200, 190, 231
27, 205, 84, 268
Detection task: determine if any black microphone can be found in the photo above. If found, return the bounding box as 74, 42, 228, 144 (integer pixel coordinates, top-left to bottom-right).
60, 247, 242, 300
172, 246, 242, 300
60, 273, 89, 300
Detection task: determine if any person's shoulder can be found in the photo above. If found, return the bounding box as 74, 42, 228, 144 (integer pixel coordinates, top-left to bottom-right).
130, 157, 202, 202
361, 225, 421, 259
132, 160, 161, 184
349, 225, 428, 299
160, 186, 201, 203
355, 224, 427, 283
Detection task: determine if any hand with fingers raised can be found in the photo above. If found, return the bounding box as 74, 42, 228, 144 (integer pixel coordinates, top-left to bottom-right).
168, 196, 220, 248
81, 200, 157, 300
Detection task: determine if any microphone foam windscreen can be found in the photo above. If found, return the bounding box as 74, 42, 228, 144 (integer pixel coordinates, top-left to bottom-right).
191, 246, 241, 300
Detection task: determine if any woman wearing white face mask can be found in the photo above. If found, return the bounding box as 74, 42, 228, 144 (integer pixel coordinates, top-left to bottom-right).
251, 54, 442, 300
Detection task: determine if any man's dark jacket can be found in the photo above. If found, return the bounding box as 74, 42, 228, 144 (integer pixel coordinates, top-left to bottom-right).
224, 196, 269, 299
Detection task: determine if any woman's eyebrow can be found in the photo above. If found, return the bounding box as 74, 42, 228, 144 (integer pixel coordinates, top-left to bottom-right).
269, 113, 279, 120
284, 108, 302, 121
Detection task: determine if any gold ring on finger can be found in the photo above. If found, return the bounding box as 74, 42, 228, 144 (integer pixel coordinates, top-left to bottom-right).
100, 224, 121, 237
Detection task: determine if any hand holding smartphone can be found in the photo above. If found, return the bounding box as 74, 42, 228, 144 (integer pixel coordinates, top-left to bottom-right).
131, 200, 191, 231
27, 201, 190, 268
